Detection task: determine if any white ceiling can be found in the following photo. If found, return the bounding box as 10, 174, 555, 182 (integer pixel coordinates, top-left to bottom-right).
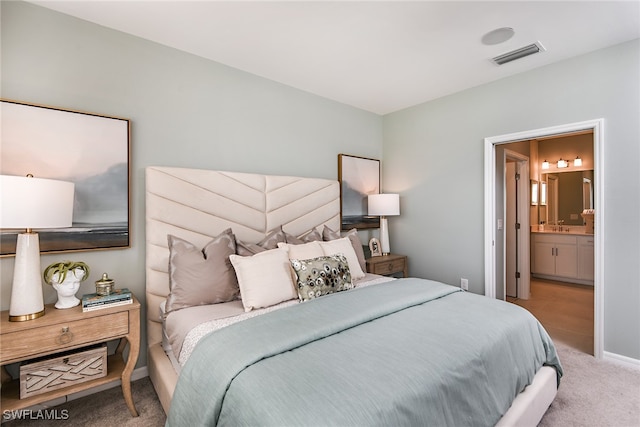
29, 1, 640, 115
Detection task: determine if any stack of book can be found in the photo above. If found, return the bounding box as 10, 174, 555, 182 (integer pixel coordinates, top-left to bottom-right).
82, 288, 132, 312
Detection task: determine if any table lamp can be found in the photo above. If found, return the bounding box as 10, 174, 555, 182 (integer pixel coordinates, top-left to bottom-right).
0, 175, 74, 321
368, 193, 400, 255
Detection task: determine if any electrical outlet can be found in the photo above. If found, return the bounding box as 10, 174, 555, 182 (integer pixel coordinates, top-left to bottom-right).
460, 278, 469, 291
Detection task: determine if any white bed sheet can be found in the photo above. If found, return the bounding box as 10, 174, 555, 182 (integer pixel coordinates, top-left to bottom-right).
162, 273, 394, 368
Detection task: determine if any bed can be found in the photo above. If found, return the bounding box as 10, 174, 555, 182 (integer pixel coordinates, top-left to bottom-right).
145, 166, 562, 426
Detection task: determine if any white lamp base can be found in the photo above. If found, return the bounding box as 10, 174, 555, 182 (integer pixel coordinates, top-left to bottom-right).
380, 217, 391, 255
9, 232, 45, 321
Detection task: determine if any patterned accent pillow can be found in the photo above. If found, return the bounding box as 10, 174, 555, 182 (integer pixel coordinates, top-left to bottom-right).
291, 254, 353, 301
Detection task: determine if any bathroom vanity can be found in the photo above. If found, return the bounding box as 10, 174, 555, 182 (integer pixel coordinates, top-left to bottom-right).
531, 228, 594, 285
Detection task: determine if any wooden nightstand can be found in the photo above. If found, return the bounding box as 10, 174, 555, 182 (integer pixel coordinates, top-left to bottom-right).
366, 254, 408, 278
0, 295, 140, 416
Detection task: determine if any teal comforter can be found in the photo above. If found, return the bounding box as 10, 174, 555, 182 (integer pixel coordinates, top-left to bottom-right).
167, 278, 562, 427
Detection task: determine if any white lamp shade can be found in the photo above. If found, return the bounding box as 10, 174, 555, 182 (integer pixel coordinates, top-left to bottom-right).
368, 193, 400, 217
1, 175, 74, 229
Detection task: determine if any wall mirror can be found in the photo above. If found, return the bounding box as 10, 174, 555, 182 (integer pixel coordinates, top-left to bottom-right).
540, 170, 594, 225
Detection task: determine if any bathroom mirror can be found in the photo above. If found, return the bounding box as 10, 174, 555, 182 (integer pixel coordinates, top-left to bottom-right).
540, 170, 594, 225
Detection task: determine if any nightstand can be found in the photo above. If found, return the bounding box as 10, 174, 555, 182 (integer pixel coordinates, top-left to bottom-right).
0, 294, 140, 417
366, 254, 408, 278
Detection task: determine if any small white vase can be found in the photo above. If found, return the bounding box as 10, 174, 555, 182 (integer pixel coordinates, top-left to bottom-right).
51, 269, 85, 309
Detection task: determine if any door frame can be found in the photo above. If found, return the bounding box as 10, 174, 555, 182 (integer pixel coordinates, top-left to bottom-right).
484, 119, 604, 358
504, 150, 531, 300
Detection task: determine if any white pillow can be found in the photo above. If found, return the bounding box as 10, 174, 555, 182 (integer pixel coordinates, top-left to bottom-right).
277, 241, 324, 260
229, 248, 297, 312
319, 237, 366, 279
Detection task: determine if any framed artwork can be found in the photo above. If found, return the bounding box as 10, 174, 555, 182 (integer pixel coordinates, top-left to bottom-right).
0, 99, 131, 256
338, 154, 380, 230
369, 238, 382, 257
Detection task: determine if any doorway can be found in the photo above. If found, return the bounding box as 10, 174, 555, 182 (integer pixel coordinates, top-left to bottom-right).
484, 119, 604, 358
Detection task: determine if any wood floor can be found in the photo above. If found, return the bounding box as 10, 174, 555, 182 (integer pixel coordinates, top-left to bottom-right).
507, 277, 594, 355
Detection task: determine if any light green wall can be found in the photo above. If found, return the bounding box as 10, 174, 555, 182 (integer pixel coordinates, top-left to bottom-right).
383, 39, 640, 359
0, 1, 382, 367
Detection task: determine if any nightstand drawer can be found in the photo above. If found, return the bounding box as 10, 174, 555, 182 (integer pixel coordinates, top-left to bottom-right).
370, 258, 405, 275
0, 311, 129, 363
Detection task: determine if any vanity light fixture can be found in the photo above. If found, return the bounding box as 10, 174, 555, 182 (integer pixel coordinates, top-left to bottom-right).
557, 158, 568, 168
574, 156, 582, 167
541, 160, 550, 170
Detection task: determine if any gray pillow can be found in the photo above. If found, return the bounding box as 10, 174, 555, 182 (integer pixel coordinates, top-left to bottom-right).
285, 227, 322, 245
322, 225, 341, 241
236, 226, 287, 256
291, 254, 353, 301
322, 226, 367, 272
166, 228, 239, 315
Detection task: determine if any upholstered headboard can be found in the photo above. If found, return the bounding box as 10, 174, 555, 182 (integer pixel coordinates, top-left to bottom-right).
145, 166, 340, 347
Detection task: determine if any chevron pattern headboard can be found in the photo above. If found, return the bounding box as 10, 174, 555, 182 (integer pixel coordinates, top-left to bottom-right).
145, 166, 340, 346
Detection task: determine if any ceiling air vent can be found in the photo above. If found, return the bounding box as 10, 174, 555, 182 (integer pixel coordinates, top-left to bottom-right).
492, 41, 546, 65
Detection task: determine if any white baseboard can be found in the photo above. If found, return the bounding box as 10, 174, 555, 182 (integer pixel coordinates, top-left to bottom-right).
603, 351, 640, 370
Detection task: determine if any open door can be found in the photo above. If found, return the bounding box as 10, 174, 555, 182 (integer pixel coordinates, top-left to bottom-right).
505, 161, 519, 298
504, 151, 529, 300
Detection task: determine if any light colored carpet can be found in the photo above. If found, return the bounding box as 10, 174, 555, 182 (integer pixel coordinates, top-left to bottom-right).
3, 377, 166, 426
539, 341, 640, 427
4, 342, 639, 426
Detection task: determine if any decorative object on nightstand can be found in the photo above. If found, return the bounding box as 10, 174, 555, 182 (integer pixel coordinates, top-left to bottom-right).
369, 238, 382, 257
367, 193, 400, 255
95, 272, 115, 295
85, 272, 133, 313
0, 175, 74, 321
44, 261, 90, 309
82, 288, 132, 312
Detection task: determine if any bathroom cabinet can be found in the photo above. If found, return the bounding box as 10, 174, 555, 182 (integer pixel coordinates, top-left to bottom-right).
577, 236, 595, 281
531, 233, 594, 285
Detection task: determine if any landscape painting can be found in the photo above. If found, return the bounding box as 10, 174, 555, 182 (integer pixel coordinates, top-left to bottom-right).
338, 154, 380, 230
0, 100, 130, 256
